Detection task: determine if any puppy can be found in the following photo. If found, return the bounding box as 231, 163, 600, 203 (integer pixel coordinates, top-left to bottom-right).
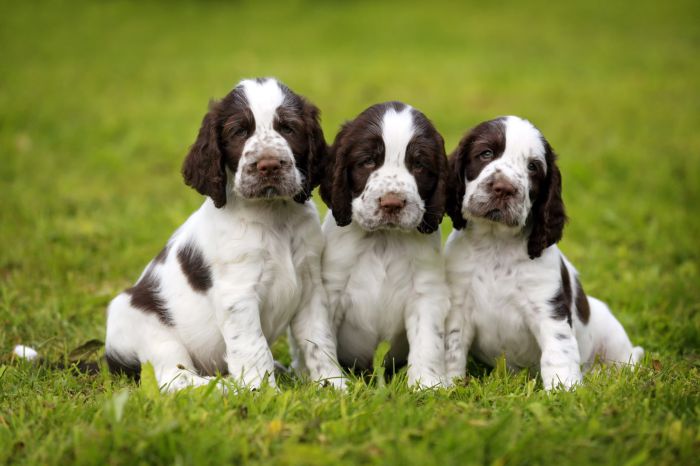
319, 102, 450, 388
105, 78, 345, 391
444, 116, 644, 390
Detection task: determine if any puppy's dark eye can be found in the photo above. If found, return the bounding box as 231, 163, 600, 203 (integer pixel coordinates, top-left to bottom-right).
527, 161, 538, 172
278, 124, 294, 135
479, 150, 494, 160
234, 127, 249, 138
413, 160, 431, 174
361, 158, 376, 169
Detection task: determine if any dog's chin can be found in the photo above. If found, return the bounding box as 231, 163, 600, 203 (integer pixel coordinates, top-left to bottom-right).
354, 214, 421, 232
352, 198, 425, 232
485, 208, 505, 222
369, 222, 411, 232
258, 186, 284, 199
359, 223, 414, 233
236, 182, 301, 201
467, 206, 521, 228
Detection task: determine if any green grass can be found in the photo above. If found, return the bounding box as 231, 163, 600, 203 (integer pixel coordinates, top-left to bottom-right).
1, 0, 699, 464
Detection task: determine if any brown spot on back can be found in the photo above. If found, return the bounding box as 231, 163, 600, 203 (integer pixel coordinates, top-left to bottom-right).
574, 276, 590, 324
126, 268, 173, 326
550, 258, 572, 327
177, 242, 213, 292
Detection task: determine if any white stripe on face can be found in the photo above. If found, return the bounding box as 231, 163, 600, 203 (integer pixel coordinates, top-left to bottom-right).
381, 106, 415, 167
503, 116, 546, 173
240, 78, 286, 131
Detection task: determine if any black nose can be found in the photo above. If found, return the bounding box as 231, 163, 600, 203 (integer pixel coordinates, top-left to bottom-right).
257, 158, 281, 176
490, 177, 516, 198
379, 193, 406, 214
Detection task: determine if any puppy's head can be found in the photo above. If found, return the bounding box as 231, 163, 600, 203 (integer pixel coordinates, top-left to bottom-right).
446, 116, 566, 258
182, 78, 326, 207
321, 102, 447, 233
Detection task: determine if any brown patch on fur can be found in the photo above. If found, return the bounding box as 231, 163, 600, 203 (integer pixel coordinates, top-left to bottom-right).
574, 276, 590, 324
409, 112, 448, 233
125, 268, 173, 326
182, 92, 246, 208
527, 139, 567, 259
177, 242, 213, 293
550, 259, 572, 327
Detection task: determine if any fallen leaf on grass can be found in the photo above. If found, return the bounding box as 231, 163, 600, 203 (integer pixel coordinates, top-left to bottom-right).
68, 339, 104, 362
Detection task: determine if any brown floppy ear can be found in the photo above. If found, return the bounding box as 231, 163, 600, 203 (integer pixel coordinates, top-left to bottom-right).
294, 98, 328, 204
182, 102, 227, 208
417, 135, 448, 234
320, 122, 353, 226
446, 137, 469, 230
527, 141, 567, 259
318, 137, 335, 210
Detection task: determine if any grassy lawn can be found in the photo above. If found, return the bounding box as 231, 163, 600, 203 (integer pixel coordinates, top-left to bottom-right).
1, 0, 699, 464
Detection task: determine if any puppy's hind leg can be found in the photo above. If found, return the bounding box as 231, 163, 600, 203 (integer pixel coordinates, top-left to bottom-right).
586, 297, 644, 367
287, 327, 306, 374
105, 294, 216, 392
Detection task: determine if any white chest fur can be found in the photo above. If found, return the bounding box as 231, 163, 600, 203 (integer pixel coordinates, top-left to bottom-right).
445, 226, 560, 369
334, 232, 415, 367
167, 199, 317, 368
322, 215, 447, 369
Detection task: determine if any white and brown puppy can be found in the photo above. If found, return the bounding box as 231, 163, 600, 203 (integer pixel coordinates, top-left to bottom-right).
105, 78, 345, 392
444, 116, 644, 390
318, 102, 450, 388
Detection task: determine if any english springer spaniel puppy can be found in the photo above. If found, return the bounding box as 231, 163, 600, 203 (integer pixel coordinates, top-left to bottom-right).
443, 116, 644, 390
318, 102, 450, 388
105, 78, 345, 392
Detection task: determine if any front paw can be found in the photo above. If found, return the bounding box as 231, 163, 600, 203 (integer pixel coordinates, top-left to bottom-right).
542, 367, 582, 391
445, 368, 467, 387
228, 368, 276, 391
408, 369, 445, 389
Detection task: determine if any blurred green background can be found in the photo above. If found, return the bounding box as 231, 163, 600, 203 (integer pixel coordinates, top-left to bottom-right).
1, 1, 699, 464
